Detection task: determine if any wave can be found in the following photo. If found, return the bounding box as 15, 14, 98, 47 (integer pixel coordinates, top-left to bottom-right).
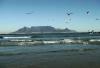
46, 48, 98, 53
0, 48, 98, 56
0, 52, 26, 56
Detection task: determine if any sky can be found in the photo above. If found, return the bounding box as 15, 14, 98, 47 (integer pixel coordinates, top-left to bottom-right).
0, 0, 100, 33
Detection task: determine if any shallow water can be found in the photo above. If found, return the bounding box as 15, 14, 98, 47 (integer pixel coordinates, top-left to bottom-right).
0, 44, 100, 68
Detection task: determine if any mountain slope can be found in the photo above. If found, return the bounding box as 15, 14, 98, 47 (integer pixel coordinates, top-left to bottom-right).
12, 26, 76, 34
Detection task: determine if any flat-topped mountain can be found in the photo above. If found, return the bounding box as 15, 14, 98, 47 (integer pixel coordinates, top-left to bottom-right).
12, 26, 76, 34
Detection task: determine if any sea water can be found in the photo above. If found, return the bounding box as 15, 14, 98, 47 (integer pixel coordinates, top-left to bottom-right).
0, 44, 100, 68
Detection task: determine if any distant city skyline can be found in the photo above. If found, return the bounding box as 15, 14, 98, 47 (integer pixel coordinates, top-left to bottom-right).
0, 0, 100, 33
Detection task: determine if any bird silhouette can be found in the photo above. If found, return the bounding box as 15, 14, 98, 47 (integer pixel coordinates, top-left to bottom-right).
86, 11, 90, 14
66, 12, 73, 16
25, 13, 32, 14
96, 18, 100, 20
25, 11, 34, 15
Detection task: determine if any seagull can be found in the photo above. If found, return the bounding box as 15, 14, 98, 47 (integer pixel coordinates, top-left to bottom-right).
25, 13, 33, 14
25, 11, 34, 15
65, 10, 73, 23
66, 12, 73, 16
96, 18, 100, 20
86, 11, 90, 14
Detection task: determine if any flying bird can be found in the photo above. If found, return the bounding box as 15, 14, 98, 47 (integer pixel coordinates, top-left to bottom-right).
65, 10, 73, 23
25, 13, 33, 14
96, 18, 100, 20
86, 11, 90, 14
66, 12, 73, 16
25, 11, 34, 15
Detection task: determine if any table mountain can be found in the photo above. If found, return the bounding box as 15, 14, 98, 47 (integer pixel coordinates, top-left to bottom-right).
12, 26, 76, 34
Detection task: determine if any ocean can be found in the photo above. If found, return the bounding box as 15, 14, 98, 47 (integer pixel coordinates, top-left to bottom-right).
0, 44, 100, 68
0, 32, 100, 68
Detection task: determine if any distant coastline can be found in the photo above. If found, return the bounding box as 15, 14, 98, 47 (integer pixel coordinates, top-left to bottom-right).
11, 26, 76, 34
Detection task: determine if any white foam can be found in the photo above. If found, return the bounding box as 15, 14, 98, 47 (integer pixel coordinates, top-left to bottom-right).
4, 36, 30, 39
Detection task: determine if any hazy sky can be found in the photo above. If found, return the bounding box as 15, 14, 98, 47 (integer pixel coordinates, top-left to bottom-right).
0, 0, 100, 33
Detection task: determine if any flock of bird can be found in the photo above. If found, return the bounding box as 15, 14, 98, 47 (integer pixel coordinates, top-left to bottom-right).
24, 10, 100, 23
65, 10, 100, 23
66, 11, 90, 16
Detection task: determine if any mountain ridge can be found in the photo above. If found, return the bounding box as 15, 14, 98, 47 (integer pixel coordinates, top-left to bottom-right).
12, 26, 76, 34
